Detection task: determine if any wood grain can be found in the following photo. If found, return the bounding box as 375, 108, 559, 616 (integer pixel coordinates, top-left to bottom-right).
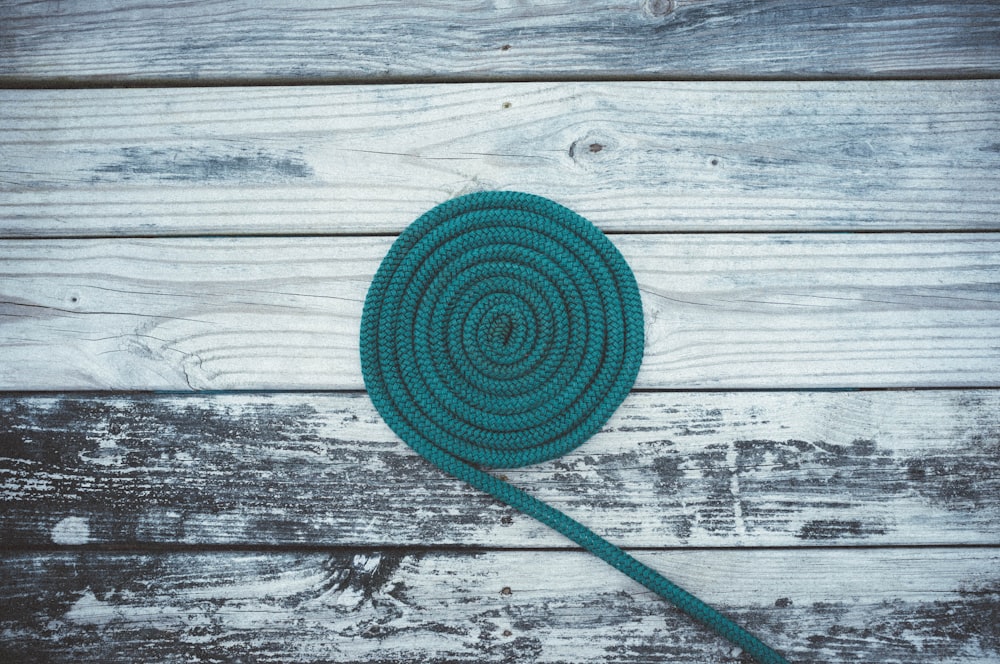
4, 4, 998, 663
2, 81, 999, 237
1, 391, 997, 548
1, 548, 996, 663
1, 234, 997, 390
1, 1, 999, 83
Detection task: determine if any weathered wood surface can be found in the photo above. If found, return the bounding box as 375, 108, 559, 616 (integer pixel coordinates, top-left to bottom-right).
1, 391, 998, 548
2, 1, 999, 83
3, 4, 999, 661
3, 81, 1000, 237
1, 234, 997, 391
1, 548, 996, 663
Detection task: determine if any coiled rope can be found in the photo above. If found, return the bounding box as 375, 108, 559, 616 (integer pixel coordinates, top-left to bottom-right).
360, 191, 789, 664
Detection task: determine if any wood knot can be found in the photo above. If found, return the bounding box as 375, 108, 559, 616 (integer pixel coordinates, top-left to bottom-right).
569, 137, 611, 162
643, 0, 675, 17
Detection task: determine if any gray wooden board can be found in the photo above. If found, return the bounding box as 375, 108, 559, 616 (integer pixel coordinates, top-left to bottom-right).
1, 391, 997, 548
1, 1, 999, 82
4, 7, 1000, 663
0, 547, 996, 663
1, 234, 998, 391
2, 81, 999, 237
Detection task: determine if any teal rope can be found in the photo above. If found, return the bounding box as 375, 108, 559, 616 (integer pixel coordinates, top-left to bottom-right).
360, 191, 789, 664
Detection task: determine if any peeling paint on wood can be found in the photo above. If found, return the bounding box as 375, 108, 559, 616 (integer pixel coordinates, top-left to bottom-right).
1, 1, 998, 82
1, 234, 998, 390
0, 548, 996, 663
1, 391, 997, 548
2, 81, 999, 236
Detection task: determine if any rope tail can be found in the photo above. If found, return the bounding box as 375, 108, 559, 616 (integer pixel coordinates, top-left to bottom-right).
422, 442, 790, 664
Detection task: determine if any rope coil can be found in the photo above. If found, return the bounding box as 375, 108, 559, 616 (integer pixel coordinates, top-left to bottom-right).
360, 191, 789, 664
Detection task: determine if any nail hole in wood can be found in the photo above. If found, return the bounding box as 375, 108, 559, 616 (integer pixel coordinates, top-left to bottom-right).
500, 586, 512, 596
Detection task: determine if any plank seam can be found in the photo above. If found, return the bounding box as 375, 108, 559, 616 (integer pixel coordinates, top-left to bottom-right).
4, 229, 1000, 241
1, 542, 997, 555
3, 72, 1000, 91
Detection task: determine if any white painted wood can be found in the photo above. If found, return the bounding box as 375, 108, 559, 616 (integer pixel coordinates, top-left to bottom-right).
2, 81, 999, 236
1, 234, 997, 390
2, 1, 998, 82
1, 391, 997, 548
1, 548, 997, 662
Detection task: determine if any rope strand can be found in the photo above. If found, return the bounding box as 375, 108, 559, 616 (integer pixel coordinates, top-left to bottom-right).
360, 191, 789, 664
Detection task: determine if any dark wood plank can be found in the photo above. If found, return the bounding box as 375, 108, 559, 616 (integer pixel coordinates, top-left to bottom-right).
3, 82, 1000, 237
0, 548, 996, 663
1, 1, 999, 83
2, 391, 997, 548
2, 234, 999, 391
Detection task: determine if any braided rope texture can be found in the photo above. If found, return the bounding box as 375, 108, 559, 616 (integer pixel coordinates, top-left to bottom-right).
360, 191, 788, 664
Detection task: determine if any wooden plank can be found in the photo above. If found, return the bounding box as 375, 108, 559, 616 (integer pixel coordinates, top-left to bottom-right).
1, 234, 998, 390
1, 391, 997, 548
0, 548, 996, 663
1, 1, 999, 82
2, 81, 999, 237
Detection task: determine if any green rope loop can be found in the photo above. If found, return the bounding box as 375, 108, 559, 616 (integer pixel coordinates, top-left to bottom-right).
360, 191, 789, 664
